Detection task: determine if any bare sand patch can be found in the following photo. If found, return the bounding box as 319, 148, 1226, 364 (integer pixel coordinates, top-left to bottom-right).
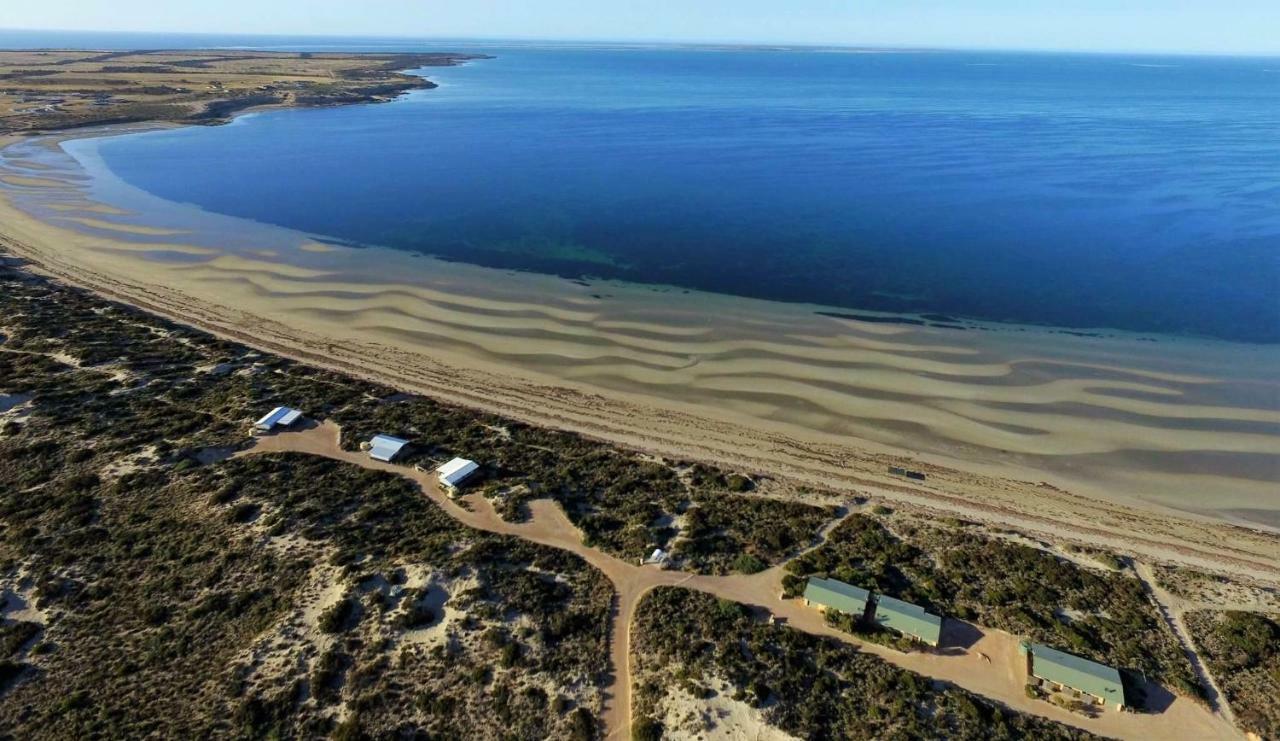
3, 158, 53, 171
658, 677, 799, 741
176, 253, 337, 280
48, 351, 81, 368
59, 215, 188, 236
95, 240, 220, 257
100, 444, 158, 480
299, 565, 350, 641
398, 570, 469, 650
1154, 565, 1280, 614
299, 241, 340, 253
0, 173, 66, 188
47, 200, 128, 215
0, 586, 48, 626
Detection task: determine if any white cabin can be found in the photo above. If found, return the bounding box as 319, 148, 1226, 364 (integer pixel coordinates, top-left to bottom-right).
253, 406, 303, 432
436, 457, 479, 489
369, 435, 411, 462
643, 548, 670, 568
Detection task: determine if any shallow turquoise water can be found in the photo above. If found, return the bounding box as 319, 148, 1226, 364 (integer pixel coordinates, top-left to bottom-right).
13, 33, 1277, 342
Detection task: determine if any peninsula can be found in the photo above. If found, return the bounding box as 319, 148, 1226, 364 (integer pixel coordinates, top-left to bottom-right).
0, 49, 481, 134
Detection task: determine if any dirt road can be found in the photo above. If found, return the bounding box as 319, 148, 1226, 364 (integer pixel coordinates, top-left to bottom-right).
1134, 562, 1238, 730
241, 422, 1239, 741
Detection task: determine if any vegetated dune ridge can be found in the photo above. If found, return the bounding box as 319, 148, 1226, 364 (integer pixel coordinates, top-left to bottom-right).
0, 129, 1277, 583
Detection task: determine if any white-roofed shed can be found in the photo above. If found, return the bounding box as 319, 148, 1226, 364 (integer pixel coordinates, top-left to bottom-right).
369, 435, 411, 462
644, 548, 670, 567
254, 406, 303, 431
436, 457, 479, 488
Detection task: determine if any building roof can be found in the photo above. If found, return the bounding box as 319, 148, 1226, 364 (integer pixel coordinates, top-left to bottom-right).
254, 406, 302, 430
436, 457, 478, 487
646, 548, 669, 564
369, 435, 411, 462
803, 577, 871, 616
1029, 643, 1124, 703
873, 595, 943, 645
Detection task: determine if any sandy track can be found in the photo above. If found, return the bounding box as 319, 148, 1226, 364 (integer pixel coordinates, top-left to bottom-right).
240, 423, 1239, 740
1134, 563, 1239, 730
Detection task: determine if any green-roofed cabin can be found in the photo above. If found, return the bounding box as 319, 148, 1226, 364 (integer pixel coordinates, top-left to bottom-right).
1025, 642, 1125, 710
871, 595, 943, 646
802, 577, 871, 621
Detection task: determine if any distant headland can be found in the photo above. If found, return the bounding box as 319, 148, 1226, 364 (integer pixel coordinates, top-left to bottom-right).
0, 49, 486, 134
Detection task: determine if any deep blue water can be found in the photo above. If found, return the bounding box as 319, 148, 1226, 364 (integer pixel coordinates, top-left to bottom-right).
8, 31, 1279, 341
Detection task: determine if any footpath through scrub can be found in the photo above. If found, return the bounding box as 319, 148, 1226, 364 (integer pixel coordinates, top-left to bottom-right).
241, 422, 1239, 741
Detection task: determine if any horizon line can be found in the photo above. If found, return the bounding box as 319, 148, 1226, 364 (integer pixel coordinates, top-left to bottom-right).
2, 26, 1278, 59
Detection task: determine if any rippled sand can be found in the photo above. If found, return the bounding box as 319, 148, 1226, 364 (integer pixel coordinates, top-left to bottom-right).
2, 132, 1278, 552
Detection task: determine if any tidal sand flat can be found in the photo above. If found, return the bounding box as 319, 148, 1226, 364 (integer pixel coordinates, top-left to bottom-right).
2, 130, 1278, 574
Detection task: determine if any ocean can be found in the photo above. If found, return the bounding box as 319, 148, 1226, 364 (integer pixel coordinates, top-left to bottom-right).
6, 31, 1280, 342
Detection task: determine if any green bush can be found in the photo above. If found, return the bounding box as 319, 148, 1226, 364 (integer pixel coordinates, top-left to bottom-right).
1095, 553, 1124, 571
318, 598, 355, 634
331, 713, 364, 741
569, 707, 598, 741
631, 717, 663, 741
732, 552, 766, 574
396, 602, 435, 629
228, 502, 258, 524
500, 641, 521, 668
0, 661, 25, 691
0, 622, 41, 659
64, 472, 100, 493
1186, 611, 1280, 738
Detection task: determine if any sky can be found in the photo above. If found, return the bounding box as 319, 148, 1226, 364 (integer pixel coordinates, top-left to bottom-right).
4, 0, 1279, 56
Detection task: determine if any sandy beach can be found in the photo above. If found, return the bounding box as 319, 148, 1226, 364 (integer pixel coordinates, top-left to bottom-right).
1, 129, 1278, 582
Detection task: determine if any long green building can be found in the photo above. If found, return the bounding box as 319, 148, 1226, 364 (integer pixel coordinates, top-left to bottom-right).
872, 595, 943, 646
1022, 642, 1125, 710
803, 577, 871, 619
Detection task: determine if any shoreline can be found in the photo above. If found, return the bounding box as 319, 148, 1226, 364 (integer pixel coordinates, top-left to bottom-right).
3, 219, 1277, 579
1, 119, 1277, 583
0, 49, 486, 137
3, 53, 1269, 347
